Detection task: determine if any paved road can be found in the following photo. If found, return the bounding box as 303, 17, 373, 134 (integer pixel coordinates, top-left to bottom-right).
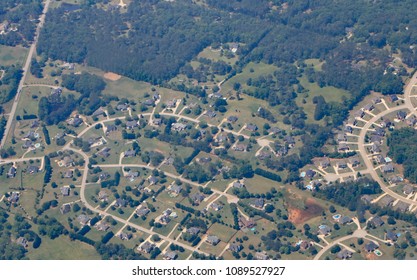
0, 0, 52, 150
357, 71, 417, 206
314, 228, 367, 260
65, 147, 209, 256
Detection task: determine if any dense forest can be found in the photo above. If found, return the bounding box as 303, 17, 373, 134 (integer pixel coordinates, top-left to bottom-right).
387, 128, 417, 183
0, 66, 23, 104
0, 0, 43, 47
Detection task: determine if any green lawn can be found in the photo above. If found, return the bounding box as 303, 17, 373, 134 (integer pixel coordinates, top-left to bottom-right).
27, 235, 100, 260
0, 45, 28, 66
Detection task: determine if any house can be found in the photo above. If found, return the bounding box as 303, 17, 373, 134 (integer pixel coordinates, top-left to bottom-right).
77, 214, 90, 226
98, 190, 109, 201
361, 195, 373, 204
126, 171, 139, 180
305, 169, 316, 178
153, 118, 162, 126
30, 119, 40, 129
115, 198, 127, 208
284, 136, 296, 146
60, 203, 71, 214
228, 242, 242, 253
349, 157, 360, 167
267, 127, 280, 135
319, 158, 330, 169
227, 116, 238, 123
318, 225, 331, 236
143, 99, 155, 106
373, 128, 385, 137
370, 143, 381, 153
191, 193, 205, 204
354, 110, 365, 118
7, 166, 16, 178
370, 135, 383, 144
372, 97, 381, 104
337, 249, 353, 260
61, 156, 74, 167
23, 130, 37, 141
233, 181, 245, 188
336, 161, 348, 169
251, 198, 264, 209
206, 235, 220, 246
338, 143, 350, 152
126, 120, 138, 129
238, 217, 256, 229
16, 237, 28, 248
299, 240, 310, 251
386, 231, 398, 242
124, 150, 136, 158
210, 92, 223, 99
344, 125, 353, 134
406, 115, 417, 126
339, 216, 353, 225
347, 118, 357, 126
199, 157, 212, 164
403, 185, 415, 195
245, 124, 258, 132
97, 147, 111, 158
22, 140, 33, 150
96, 222, 110, 232
379, 196, 394, 207
257, 150, 271, 160
159, 215, 171, 224
364, 241, 379, 252
63, 170, 73, 178
187, 227, 200, 235
136, 206, 150, 217
153, 93, 160, 101
148, 176, 158, 185
118, 232, 132, 240
363, 103, 374, 112
388, 95, 398, 102
396, 201, 409, 213
210, 202, 223, 211
60, 185, 71, 196
92, 108, 105, 118
216, 133, 228, 143
380, 119, 392, 128
166, 100, 177, 108
164, 251, 178, 260
388, 175, 403, 184
375, 154, 385, 164
116, 104, 129, 111
381, 163, 394, 173
255, 251, 269, 260
99, 172, 110, 181
8, 192, 20, 203
370, 216, 384, 227
67, 116, 83, 127
337, 133, 347, 142
205, 110, 216, 118
106, 124, 117, 134
233, 144, 247, 152
169, 184, 182, 196
171, 123, 187, 131
396, 111, 407, 121
27, 166, 39, 174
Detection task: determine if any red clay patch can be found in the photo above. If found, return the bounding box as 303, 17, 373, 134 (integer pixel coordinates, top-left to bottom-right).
288, 198, 323, 225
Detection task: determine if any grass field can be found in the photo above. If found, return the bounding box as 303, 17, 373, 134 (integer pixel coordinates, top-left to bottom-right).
0, 45, 28, 66
296, 76, 349, 124
27, 235, 100, 260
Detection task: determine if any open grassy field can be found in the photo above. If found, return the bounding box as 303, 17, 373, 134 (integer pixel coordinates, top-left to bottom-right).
0, 45, 28, 66
222, 62, 279, 94
27, 235, 100, 260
